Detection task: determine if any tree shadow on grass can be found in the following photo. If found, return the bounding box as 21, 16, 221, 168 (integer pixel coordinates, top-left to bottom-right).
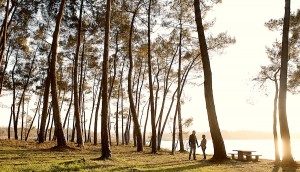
138, 159, 239, 172
139, 160, 214, 172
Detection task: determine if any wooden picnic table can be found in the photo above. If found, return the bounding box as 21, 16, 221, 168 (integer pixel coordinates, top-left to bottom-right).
232, 150, 256, 161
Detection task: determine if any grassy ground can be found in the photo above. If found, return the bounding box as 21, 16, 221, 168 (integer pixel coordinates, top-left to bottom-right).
0, 139, 299, 172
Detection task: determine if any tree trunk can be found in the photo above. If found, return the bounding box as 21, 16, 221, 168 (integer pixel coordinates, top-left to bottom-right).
278, 0, 294, 165
0, 42, 11, 94
160, 89, 177, 148
147, 0, 157, 153
157, 46, 178, 150
124, 113, 131, 145
127, 0, 144, 152
87, 73, 99, 143
38, 51, 52, 143
25, 95, 42, 141
143, 100, 150, 146
49, 0, 67, 147
121, 69, 124, 145
0, 0, 9, 67
21, 98, 24, 140
73, 0, 84, 147
116, 80, 120, 145
171, 110, 178, 155
272, 70, 280, 163
194, 0, 227, 160
8, 105, 13, 139
44, 103, 52, 140
177, 3, 184, 152
49, 117, 54, 141
11, 53, 17, 140
99, 0, 112, 160
94, 84, 102, 145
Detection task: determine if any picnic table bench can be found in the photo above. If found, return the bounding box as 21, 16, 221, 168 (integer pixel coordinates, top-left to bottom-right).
231, 150, 261, 161
228, 153, 237, 160
245, 154, 262, 162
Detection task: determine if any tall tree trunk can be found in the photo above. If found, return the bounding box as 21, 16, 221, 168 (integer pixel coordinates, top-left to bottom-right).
272, 70, 280, 163
99, 0, 112, 160
73, 0, 84, 147
147, 0, 157, 153
157, 46, 178, 150
94, 84, 102, 145
63, 69, 74, 129
19, 48, 37, 140
21, 98, 24, 140
38, 52, 52, 143
82, 94, 87, 142
25, 95, 42, 141
0, 42, 11, 94
171, 110, 178, 155
116, 80, 120, 145
11, 53, 17, 140
124, 113, 131, 145
278, 0, 294, 165
177, 2, 184, 152
71, 119, 75, 142
121, 68, 124, 145
44, 103, 52, 140
142, 100, 150, 146
194, 0, 227, 160
87, 73, 99, 142
49, 0, 67, 147
49, 117, 54, 141
63, 94, 73, 128
0, 0, 9, 68
127, 0, 144, 152
8, 105, 13, 139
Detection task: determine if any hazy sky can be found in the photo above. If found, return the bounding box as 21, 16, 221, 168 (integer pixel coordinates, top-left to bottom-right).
184, 0, 300, 133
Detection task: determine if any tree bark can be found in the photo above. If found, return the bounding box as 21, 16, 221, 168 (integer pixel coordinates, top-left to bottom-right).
94, 83, 102, 145
49, 0, 67, 147
157, 46, 178, 150
127, 0, 144, 152
0, 0, 9, 68
177, 2, 184, 152
25, 95, 42, 141
87, 73, 100, 142
0, 42, 11, 94
11, 53, 17, 139
38, 52, 52, 143
194, 0, 227, 160
147, 0, 157, 153
272, 70, 280, 163
73, 0, 84, 147
278, 0, 294, 165
99, 0, 112, 160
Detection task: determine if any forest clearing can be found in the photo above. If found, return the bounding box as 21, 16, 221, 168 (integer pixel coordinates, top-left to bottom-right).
1, 139, 299, 172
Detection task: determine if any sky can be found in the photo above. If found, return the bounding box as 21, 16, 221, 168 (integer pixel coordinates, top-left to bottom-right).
183, 0, 300, 134
0, 0, 299, 135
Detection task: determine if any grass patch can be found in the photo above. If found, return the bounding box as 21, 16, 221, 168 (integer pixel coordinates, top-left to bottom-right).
0, 139, 299, 171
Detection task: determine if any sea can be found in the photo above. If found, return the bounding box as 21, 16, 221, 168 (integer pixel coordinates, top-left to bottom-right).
160, 139, 300, 161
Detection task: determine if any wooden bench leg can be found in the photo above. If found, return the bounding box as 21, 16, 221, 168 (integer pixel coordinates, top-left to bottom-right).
246, 155, 252, 161
231, 154, 235, 160
254, 155, 259, 162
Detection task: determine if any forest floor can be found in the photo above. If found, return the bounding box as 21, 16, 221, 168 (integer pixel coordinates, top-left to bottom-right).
0, 139, 299, 172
